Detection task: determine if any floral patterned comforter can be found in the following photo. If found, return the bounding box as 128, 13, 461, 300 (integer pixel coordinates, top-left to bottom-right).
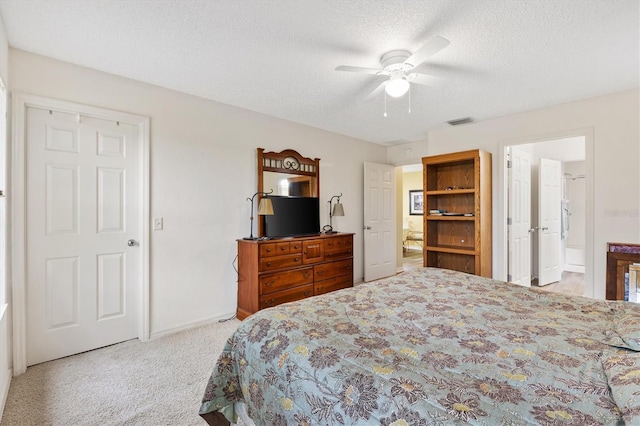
200, 268, 640, 425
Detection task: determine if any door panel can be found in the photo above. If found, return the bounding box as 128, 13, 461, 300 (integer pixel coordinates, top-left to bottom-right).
538, 158, 562, 285
26, 107, 140, 366
508, 147, 532, 286
364, 162, 396, 281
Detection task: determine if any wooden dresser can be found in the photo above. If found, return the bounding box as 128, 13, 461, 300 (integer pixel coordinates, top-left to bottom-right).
236, 233, 354, 320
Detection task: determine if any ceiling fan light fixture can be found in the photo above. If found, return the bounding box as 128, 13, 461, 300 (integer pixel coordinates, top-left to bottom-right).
385, 77, 410, 98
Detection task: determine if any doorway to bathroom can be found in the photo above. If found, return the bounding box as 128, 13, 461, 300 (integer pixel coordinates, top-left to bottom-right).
506, 136, 587, 296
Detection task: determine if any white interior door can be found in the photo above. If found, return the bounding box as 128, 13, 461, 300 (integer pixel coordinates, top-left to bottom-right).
363, 162, 396, 281
538, 158, 562, 285
507, 146, 532, 286
26, 107, 140, 366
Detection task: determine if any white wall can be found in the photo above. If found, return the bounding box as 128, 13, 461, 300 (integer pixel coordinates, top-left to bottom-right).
387, 140, 427, 166
426, 89, 640, 299
9, 49, 387, 337
0, 13, 10, 418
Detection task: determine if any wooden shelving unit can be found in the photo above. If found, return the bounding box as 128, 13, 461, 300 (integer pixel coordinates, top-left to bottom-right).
422, 149, 492, 277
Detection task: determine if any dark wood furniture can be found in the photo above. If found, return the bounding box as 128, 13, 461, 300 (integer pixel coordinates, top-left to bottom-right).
606, 242, 640, 300
422, 149, 492, 277
258, 148, 320, 237
236, 233, 354, 320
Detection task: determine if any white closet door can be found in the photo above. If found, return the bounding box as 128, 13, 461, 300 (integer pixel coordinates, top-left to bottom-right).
26, 107, 140, 366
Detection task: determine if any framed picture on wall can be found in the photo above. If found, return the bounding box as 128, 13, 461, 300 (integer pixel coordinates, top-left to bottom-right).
409, 190, 424, 215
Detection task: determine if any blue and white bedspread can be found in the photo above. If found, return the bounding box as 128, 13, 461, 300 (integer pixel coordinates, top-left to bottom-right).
200, 267, 640, 425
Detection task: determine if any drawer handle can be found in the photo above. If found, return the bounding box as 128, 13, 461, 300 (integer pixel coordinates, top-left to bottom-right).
303, 272, 311, 278
266, 299, 275, 307
317, 287, 323, 292
266, 262, 272, 267
327, 253, 333, 257
303, 291, 311, 296
266, 248, 272, 252
317, 271, 325, 276
264, 280, 274, 287
280, 246, 286, 251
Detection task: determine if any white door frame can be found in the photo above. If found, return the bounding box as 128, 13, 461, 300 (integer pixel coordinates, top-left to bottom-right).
497, 128, 594, 298
11, 93, 150, 375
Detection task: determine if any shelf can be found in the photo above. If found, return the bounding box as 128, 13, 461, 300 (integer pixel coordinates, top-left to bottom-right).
423, 149, 491, 277
425, 245, 478, 255
426, 189, 475, 195
426, 215, 475, 221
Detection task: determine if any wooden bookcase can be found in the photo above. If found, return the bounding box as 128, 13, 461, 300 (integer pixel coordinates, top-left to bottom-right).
422, 149, 492, 277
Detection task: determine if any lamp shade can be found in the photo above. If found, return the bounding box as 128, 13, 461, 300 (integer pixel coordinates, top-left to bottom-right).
257, 198, 274, 215
385, 78, 410, 98
332, 202, 345, 217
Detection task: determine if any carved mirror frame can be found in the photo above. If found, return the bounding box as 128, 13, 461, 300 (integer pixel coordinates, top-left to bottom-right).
257, 148, 320, 237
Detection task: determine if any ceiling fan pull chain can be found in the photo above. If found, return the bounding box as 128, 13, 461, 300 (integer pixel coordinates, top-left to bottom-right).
384, 91, 388, 118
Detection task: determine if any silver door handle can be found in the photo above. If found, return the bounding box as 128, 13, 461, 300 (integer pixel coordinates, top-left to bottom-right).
128, 239, 138, 247
528, 228, 536, 233
541, 227, 549, 231
363, 226, 372, 230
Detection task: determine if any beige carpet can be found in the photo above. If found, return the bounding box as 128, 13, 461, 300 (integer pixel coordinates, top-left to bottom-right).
2, 319, 241, 425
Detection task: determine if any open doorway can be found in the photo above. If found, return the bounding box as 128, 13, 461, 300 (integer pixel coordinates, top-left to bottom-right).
400, 164, 423, 272
506, 136, 586, 297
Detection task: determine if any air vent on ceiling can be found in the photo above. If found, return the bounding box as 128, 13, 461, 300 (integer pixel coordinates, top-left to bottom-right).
447, 117, 474, 126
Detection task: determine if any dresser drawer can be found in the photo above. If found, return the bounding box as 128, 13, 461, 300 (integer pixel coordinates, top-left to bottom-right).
314, 274, 352, 295
260, 243, 277, 257
325, 246, 353, 261
260, 284, 314, 309
260, 242, 292, 257
260, 267, 313, 295
314, 259, 353, 281
324, 236, 352, 250
260, 253, 302, 271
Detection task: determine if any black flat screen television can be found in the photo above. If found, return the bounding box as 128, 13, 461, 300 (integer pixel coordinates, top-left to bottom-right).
264, 196, 320, 238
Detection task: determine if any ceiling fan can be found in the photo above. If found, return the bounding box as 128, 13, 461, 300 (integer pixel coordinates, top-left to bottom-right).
335, 36, 450, 100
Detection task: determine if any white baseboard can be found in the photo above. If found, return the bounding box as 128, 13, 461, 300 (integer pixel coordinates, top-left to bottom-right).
0, 367, 12, 421
564, 264, 585, 274
149, 312, 237, 340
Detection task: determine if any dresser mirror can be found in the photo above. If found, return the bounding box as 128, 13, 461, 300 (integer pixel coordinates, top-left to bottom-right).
257, 148, 320, 237
262, 171, 317, 197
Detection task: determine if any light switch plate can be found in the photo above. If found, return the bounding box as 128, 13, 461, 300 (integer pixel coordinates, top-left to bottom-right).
153, 217, 163, 230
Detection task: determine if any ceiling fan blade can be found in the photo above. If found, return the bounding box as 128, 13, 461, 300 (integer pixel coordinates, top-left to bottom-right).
364, 80, 388, 102
404, 36, 450, 68
335, 65, 383, 75
407, 72, 444, 87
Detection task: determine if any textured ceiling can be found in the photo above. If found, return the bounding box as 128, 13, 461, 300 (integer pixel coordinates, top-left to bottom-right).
0, 0, 638, 145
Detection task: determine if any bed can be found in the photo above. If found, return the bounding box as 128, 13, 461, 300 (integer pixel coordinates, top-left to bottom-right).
200, 267, 640, 425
